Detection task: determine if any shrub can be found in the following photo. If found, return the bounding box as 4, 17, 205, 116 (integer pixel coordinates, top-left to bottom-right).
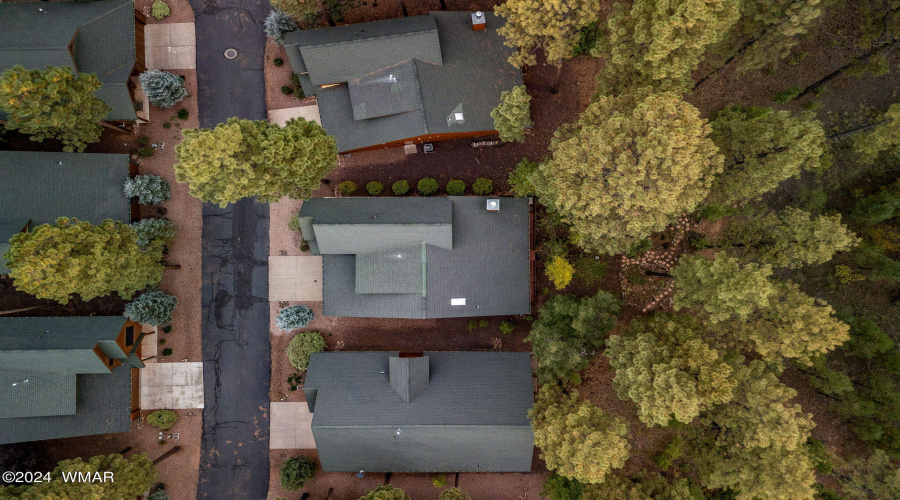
472, 178, 493, 195
131, 218, 177, 249
339, 181, 357, 195
125, 175, 171, 205
541, 473, 585, 500
273, 58, 284, 67
139, 70, 188, 108
147, 410, 177, 430
288, 214, 301, 232
281, 85, 294, 95
291, 74, 305, 98
573, 256, 607, 285
392, 180, 410, 195
446, 180, 466, 195
366, 181, 384, 196
359, 485, 410, 500
139, 135, 150, 146
148, 489, 170, 500
151, 0, 171, 20
774, 86, 802, 104
276, 305, 315, 331
286, 331, 326, 371
177, 109, 189, 120
264, 9, 298, 46
138, 146, 155, 158
162, 325, 172, 333
162, 348, 173, 356
417, 177, 439, 196
509, 158, 538, 197
439, 487, 471, 500
279, 456, 316, 491
124, 291, 178, 325
653, 434, 684, 470
698, 203, 739, 222
625, 238, 652, 258
546, 256, 574, 290
432, 475, 447, 488
805, 438, 833, 474
499, 320, 515, 335
163, 122, 171, 129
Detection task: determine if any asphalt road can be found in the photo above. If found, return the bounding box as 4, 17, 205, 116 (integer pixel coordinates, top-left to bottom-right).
188, 0, 272, 498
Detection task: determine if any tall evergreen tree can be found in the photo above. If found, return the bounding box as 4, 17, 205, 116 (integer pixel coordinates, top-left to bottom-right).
529, 88, 722, 255
672, 253, 776, 324
491, 85, 532, 143
496, 0, 603, 67
0, 453, 157, 499
854, 103, 900, 165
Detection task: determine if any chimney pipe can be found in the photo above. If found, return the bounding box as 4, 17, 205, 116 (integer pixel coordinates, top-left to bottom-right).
471, 11, 486, 31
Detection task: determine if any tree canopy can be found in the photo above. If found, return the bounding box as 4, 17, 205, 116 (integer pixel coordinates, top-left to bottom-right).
491, 85, 532, 143
0, 65, 110, 152
594, 0, 740, 95
672, 253, 776, 324
0, 453, 158, 500
707, 106, 829, 205
525, 292, 621, 383
530, 385, 630, 484
4, 218, 164, 304
582, 473, 695, 500
854, 103, 900, 164
174, 117, 337, 207
496, 0, 603, 67
605, 313, 737, 426
529, 88, 722, 255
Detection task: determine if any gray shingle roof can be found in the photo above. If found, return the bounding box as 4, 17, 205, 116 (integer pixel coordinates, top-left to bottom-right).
304, 351, 534, 472
312, 197, 531, 319
0, 368, 76, 419
388, 355, 430, 403
349, 59, 423, 121
0, 151, 132, 274
355, 242, 425, 294
0, 0, 138, 121
285, 12, 523, 152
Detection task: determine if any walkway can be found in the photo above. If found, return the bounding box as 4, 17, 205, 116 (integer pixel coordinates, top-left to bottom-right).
189, 0, 271, 498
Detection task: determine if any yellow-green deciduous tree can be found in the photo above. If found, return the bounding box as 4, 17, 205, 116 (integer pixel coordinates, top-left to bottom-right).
491, 85, 531, 142
546, 256, 574, 290
727, 208, 860, 268
854, 103, 900, 164
0, 453, 158, 499
582, 473, 695, 500
672, 253, 776, 324
605, 313, 737, 426
0, 66, 110, 152
529, 88, 722, 255
530, 385, 630, 484
708, 106, 828, 205
4, 218, 164, 304
175, 117, 337, 207
694, 361, 817, 500
594, 0, 740, 95
496, 0, 603, 67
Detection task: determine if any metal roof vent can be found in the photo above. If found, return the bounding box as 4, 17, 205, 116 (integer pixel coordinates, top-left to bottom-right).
447, 104, 465, 126
472, 11, 486, 31
486, 199, 500, 211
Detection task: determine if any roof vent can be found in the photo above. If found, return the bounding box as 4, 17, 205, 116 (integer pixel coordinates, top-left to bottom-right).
389, 355, 430, 402
486, 199, 500, 211
472, 11, 486, 31
447, 104, 465, 126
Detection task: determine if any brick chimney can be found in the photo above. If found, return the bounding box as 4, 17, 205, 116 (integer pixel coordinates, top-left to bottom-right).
471, 11, 486, 31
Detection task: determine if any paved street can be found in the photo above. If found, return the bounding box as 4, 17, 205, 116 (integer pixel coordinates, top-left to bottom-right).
189, 0, 271, 498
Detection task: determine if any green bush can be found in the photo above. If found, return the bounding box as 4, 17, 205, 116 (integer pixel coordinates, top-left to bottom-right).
162, 348, 173, 356
138, 146, 155, 158
392, 180, 410, 195
265, 9, 298, 46
654, 434, 685, 470
279, 456, 316, 491
573, 256, 607, 285
774, 86, 802, 103
177, 109, 189, 120
151, 0, 171, 20
432, 475, 447, 488
274, 58, 284, 67
805, 438, 833, 474
291, 74, 305, 98
359, 485, 410, 500
124, 175, 171, 205
124, 290, 178, 326
851, 191, 900, 225
446, 180, 466, 195
140, 70, 187, 108
366, 181, 384, 196
698, 203, 738, 222
281, 85, 294, 95
417, 177, 439, 196
509, 158, 538, 197
147, 409, 177, 430
275, 305, 315, 331
286, 331, 326, 371
162, 325, 172, 333
541, 472, 585, 500
139, 135, 150, 146
339, 181, 357, 195
131, 218, 177, 249
288, 214, 301, 232
148, 489, 170, 500
625, 238, 652, 258
499, 320, 515, 335
439, 488, 472, 500
163, 122, 171, 129
472, 178, 493, 195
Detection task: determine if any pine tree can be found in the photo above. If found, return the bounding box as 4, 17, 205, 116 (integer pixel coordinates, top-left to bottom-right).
138, 70, 187, 109
727, 208, 859, 268
0, 65, 110, 152
605, 313, 737, 426
0, 453, 157, 499
594, 0, 740, 95
836, 450, 900, 500
529, 88, 722, 255
358, 485, 411, 500
174, 117, 337, 207
525, 292, 621, 384
671, 252, 776, 324
707, 106, 829, 205
269, 0, 318, 24
124, 291, 178, 326
495, 0, 603, 67
265, 9, 299, 45
694, 361, 817, 500
854, 103, 900, 165
582, 473, 695, 500
4, 218, 164, 304
530, 385, 630, 484
490, 85, 531, 143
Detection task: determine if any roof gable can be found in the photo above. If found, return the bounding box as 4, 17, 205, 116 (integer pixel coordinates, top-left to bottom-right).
349, 59, 423, 121
389, 355, 430, 402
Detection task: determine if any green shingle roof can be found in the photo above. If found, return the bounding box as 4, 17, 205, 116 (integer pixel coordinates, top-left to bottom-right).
304, 351, 534, 472
0, 368, 76, 419
0, 0, 138, 121
355, 242, 425, 294
349, 60, 423, 121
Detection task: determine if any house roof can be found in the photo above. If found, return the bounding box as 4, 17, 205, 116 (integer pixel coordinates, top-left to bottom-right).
303, 351, 534, 472
0, 151, 132, 274
285, 12, 523, 152
0, 0, 137, 121
301, 197, 531, 319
